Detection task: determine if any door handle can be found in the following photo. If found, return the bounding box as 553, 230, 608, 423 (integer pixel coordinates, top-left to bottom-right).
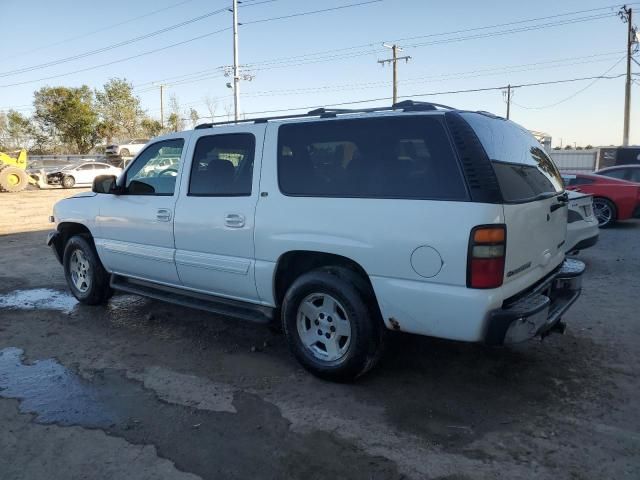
225, 213, 245, 228
156, 209, 172, 222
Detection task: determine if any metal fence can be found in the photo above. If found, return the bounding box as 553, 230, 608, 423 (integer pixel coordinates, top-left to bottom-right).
549, 150, 598, 172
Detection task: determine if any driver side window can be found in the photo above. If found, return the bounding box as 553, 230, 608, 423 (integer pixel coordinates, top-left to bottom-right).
125, 139, 184, 195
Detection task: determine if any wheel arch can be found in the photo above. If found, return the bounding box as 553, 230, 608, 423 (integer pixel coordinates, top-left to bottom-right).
51, 222, 96, 263
272, 250, 377, 308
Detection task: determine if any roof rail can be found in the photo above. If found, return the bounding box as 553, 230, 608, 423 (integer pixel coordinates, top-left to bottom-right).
193, 100, 456, 129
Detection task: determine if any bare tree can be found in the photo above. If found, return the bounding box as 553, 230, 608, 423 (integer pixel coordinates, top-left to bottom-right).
167, 94, 184, 132
203, 96, 217, 121
224, 103, 233, 121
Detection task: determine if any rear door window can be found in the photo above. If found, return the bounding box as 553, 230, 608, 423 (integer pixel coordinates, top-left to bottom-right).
189, 133, 255, 196
461, 112, 564, 202
277, 116, 467, 200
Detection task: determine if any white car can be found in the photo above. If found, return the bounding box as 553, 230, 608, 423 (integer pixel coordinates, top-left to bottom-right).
47, 101, 585, 380
46, 162, 122, 189
565, 191, 599, 254
105, 139, 149, 158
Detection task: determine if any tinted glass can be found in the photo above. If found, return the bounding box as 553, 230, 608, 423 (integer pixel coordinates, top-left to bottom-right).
278, 116, 467, 200
601, 169, 628, 180
631, 170, 640, 183
78, 164, 94, 170
189, 133, 255, 196
461, 112, 564, 202
562, 175, 594, 186
125, 139, 184, 195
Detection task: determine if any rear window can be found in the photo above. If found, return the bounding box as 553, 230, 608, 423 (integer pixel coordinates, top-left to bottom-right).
461, 112, 564, 202
277, 116, 468, 200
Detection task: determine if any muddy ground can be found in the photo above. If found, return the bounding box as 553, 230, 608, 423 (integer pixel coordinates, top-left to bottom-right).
0, 223, 639, 480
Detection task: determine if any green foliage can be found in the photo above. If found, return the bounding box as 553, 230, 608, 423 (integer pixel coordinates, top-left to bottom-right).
95, 78, 142, 143
5, 110, 31, 149
564, 145, 573, 150
585, 144, 594, 150
33, 85, 99, 154
189, 108, 199, 128
140, 117, 163, 138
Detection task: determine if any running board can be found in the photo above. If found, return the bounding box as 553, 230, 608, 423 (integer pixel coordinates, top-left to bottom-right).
110, 275, 274, 324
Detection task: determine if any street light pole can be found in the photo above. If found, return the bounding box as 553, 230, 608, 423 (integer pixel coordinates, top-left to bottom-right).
232, 0, 240, 122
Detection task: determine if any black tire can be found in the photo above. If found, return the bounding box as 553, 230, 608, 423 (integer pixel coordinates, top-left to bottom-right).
593, 197, 616, 228
0, 165, 29, 192
62, 175, 75, 189
282, 267, 385, 381
119, 148, 130, 157
63, 235, 112, 305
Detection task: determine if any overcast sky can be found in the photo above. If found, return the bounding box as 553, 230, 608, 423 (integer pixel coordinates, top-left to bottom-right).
0, 0, 638, 146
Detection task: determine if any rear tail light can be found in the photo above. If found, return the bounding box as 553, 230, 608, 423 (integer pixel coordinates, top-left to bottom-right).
467, 225, 506, 289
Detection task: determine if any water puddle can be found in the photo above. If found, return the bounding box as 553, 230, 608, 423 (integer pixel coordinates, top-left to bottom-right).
0, 347, 117, 427
0, 347, 400, 479
0, 288, 77, 313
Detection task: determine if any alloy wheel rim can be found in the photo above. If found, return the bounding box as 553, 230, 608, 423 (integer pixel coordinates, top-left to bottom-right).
69, 249, 91, 293
296, 293, 352, 362
593, 200, 612, 226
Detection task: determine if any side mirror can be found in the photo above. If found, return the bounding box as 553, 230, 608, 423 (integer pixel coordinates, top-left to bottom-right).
92, 175, 118, 194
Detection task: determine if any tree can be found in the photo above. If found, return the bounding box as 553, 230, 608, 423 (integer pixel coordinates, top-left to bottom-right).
5, 110, 32, 148
585, 144, 594, 150
33, 85, 99, 153
140, 117, 163, 138
553, 146, 561, 150
95, 78, 142, 143
167, 94, 184, 132
575, 146, 583, 150
203, 96, 217, 122
564, 145, 573, 150
189, 108, 200, 128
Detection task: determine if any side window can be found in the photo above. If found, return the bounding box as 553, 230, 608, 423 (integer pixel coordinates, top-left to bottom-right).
277, 117, 467, 200
631, 170, 640, 183
188, 133, 255, 196
78, 164, 95, 170
125, 139, 184, 195
602, 169, 628, 180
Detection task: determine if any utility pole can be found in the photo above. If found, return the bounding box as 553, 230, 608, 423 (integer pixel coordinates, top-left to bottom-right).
160, 84, 164, 128
620, 5, 637, 146
505, 84, 512, 119
378, 43, 411, 105
232, 0, 240, 122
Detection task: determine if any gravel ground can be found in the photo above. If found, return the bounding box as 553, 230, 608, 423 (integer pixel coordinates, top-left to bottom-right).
0, 222, 638, 480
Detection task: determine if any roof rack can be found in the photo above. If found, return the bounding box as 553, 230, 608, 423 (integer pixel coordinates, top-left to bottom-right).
194, 100, 456, 129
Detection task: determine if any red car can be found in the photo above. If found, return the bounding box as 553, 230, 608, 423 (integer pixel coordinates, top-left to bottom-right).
562, 173, 640, 227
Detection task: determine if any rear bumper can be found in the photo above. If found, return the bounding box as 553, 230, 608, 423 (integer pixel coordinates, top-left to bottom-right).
485, 258, 585, 345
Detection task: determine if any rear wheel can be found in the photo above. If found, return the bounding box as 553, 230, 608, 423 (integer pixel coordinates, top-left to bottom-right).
0, 165, 29, 192
282, 267, 385, 381
63, 235, 112, 305
593, 197, 616, 227
62, 175, 75, 189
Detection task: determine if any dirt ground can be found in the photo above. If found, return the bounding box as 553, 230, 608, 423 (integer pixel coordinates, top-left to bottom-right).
0, 223, 639, 480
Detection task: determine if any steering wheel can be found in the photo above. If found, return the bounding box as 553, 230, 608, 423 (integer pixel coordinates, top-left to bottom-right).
158, 168, 178, 177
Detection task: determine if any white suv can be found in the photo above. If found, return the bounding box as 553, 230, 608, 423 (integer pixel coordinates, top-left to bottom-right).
47, 101, 584, 380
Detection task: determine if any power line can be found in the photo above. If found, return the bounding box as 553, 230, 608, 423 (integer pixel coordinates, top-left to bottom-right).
0, 0, 383, 88
512, 56, 627, 109
0, 6, 231, 78
0, 0, 198, 63
217, 72, 627, 118
241, 0, 383, 25
243, 4, 633, 68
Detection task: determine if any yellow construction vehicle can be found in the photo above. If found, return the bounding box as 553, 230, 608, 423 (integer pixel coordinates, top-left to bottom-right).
0, 149, 32, 192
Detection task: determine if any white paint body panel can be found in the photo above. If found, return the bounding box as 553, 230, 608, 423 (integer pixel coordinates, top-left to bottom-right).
51, 112, 572, 343
566, 191, 599, 252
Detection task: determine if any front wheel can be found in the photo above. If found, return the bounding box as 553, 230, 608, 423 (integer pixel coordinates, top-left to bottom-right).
62, 175, 75, 189
593, 197, 616, 227
63, 235, 112, 305
282, 268, 385, 381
